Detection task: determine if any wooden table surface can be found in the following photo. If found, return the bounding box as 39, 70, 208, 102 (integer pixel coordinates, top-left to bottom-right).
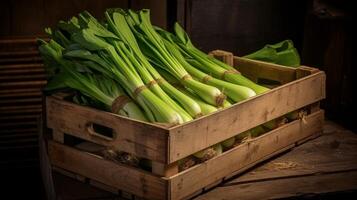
50, 121, 357, 199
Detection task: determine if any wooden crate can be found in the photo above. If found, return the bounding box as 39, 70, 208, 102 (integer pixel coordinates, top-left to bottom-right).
46, 50, 325, 199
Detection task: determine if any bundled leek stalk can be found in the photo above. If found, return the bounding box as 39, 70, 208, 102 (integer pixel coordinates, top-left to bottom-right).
155, 27, 256, 103
51, 12, 189, 125
38, 39, 148, 122
164, 23, 269, 94
104, 9, 202, 120
156, 68, 219, 115
39, 9, 269, 125
124, 9, 227, 107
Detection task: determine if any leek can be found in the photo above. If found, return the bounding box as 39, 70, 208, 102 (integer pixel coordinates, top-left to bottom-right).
155, 28, 256, 103
38, 40, 148, 122
104, 9, 201, 120
158, 68, 218, 115
244, 40, 300, 67
125, 9, 226, 107
172, 22, 269, 94
70, 17, 183, 125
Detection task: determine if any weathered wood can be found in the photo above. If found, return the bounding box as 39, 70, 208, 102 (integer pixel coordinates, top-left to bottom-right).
89, 179, 119, 194
152, 161, 179, 177
295, 129, 321, 146
75, 142, 105, 153
181, 189, 202, 200
52, 130, 64, 143
168, 111, 324, 200
228, 123, 357, 184
46, 96, 169, 163
233, 57, 297, 84
296, 65, 320, 78
223, 143, 296, 181
50, 121, 356, 200
196, 171, 357, 200
48, 111, 324, 200
168, 72, 325, 163
203, 179, 223, 191
48, 141, 167, 200
196, 124, 357, 200
208, 50, 234, 67
52, 166, 86, 182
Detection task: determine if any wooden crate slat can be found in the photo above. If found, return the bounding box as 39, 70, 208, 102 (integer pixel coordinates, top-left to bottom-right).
48, 141, 167, 200
46, 96, 169, 163
168, 71, 325, 163
168, 110, 324, 200
48, 110, 324, 200
233, 57, 297, 84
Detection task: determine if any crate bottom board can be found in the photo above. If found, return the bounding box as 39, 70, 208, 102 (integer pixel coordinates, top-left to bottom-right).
48, 110, 324, 200
52, 167, 142, 199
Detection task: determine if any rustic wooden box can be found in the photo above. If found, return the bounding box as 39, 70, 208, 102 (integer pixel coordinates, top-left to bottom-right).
46, 50, 326, 200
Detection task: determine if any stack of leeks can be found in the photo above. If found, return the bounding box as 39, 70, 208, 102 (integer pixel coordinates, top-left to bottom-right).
39, 9, 269, 127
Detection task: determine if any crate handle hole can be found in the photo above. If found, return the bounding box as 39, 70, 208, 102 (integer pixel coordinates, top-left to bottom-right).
86, 123, 115, 141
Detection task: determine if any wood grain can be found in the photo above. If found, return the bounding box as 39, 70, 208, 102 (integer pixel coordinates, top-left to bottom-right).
168, 111, 324, 200
234, 57, 297, 84
168, 71, 325, 163
208, 50, 234, 67
196, 171, 357, 200
195, 122, 357, 200
48, 141, 167, 200
46, 96, 169, 163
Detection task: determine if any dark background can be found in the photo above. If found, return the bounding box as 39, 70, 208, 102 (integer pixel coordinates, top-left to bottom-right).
0, 0, 354, 199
